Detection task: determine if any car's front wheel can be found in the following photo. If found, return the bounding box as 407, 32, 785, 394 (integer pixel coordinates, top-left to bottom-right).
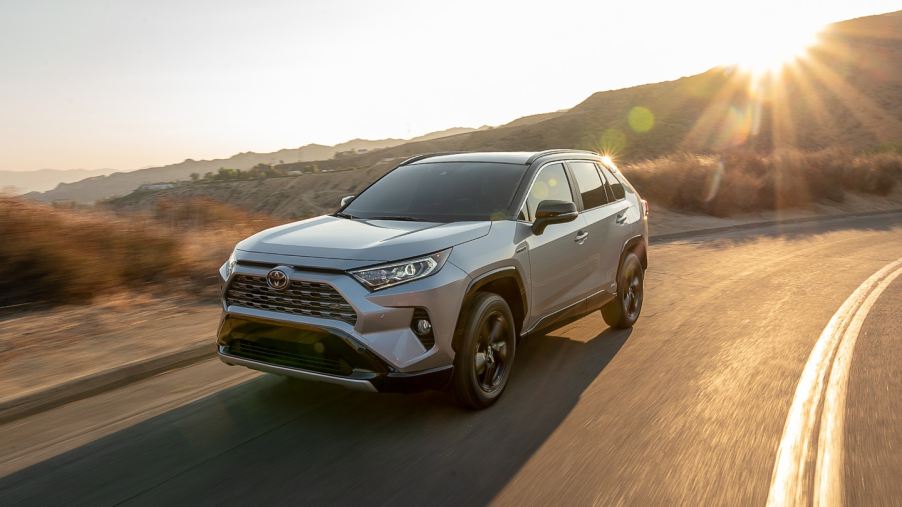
451, 293, 516, 409
601, 251, 644, 329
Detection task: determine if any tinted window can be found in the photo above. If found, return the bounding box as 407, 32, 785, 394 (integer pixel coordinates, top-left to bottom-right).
569, 161, 610, 209
599, 166, 626, 200
523, 163, 574, 222
344, 162, 525, 221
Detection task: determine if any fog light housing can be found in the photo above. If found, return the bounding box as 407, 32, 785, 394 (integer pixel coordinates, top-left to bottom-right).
410, 308, 435, 350
414, 319, 432, 335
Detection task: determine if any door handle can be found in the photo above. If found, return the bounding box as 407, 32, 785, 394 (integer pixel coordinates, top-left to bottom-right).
615, 212, 627, 224
575, 231, 589, 243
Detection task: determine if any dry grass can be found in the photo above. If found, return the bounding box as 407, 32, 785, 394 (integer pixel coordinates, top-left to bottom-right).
0, 198, 281, 308
621, 149, 902, 216
146, 196, 279, 230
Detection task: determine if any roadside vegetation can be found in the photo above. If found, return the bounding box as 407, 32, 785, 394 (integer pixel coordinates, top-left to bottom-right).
622, 149, 902, 216
0, 197, 280, 308
188, 163, 303, 183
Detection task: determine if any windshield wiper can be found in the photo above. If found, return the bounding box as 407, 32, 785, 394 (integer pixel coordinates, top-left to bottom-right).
366, 215, 424, 222
335, 212, 358, 219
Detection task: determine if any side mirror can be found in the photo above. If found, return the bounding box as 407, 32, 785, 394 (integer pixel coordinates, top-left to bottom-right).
340, 195, 355, 208
532, 200, 578, 235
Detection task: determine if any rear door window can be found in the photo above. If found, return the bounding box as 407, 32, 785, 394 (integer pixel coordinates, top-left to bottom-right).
568, 161, 611, 210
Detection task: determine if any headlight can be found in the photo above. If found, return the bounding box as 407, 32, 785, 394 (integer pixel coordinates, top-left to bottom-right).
220, 249, 237, 280
350, 249, 451, 290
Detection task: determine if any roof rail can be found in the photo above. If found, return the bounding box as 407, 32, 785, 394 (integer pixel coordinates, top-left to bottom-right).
525, 149, 599, 165
398, 152, 462, 166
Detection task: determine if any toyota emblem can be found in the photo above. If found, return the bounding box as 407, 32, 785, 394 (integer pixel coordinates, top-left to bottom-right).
266, 268, 290, 290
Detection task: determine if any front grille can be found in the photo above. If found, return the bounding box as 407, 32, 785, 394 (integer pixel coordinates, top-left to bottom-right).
219, 318, 389, 377
225, 274, 357, 325
229, 339, 352, 376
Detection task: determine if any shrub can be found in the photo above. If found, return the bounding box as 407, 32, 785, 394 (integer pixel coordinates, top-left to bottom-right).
620, 149, 902, 216
0, 198, 280, 308
151, 197, 277, 230
0, 199, 186, 306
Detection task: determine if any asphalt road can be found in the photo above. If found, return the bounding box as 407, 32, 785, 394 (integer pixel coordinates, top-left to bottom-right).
1, 213, 901, 506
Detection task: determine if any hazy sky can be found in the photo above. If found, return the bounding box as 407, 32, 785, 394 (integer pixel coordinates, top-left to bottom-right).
1, 0, 898, 172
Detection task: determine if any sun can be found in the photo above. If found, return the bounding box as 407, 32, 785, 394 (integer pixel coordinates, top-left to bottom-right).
730, 22, 822, 77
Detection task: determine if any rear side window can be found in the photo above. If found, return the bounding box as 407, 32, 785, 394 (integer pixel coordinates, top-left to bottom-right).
599, 165, 626, 200
522, 163, 574, 221
569, 161, 610, 209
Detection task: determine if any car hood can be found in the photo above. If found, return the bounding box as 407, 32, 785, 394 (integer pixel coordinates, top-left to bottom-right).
237, 215, 492, 262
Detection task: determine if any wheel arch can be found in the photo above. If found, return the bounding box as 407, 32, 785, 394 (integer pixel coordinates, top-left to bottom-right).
452, 267, 527, 353
620, 235, 648, 270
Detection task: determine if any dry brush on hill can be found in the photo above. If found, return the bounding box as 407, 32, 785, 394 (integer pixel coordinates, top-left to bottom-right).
622, 149, 902, 216
0, 198, 280, 308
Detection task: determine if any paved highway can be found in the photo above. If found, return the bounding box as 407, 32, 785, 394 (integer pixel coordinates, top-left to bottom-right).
1, 213, 901, 506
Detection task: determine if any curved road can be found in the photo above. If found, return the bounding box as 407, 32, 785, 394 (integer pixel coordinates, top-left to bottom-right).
1, 213, 901, 505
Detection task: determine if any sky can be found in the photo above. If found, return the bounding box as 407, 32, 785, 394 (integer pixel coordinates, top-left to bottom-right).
0, 0, 899, 172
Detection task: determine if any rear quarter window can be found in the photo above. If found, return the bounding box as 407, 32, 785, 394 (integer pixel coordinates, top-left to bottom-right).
600, 166, 626, 200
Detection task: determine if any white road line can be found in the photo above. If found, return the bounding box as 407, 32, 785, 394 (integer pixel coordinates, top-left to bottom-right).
767, 258, 902, 507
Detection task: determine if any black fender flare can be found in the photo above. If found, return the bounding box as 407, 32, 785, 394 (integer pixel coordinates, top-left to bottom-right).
620, 235, 648, 271
452, 266, 528, 352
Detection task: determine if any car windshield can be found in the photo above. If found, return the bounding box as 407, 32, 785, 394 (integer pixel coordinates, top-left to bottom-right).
342, 162, 526, 221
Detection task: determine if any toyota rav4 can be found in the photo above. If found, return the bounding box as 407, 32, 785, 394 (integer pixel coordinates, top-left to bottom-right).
217, 150, 648, 408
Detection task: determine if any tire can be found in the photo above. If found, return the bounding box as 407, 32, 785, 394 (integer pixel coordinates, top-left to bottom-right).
601, 252, 644, 329
451, 292, 517, 409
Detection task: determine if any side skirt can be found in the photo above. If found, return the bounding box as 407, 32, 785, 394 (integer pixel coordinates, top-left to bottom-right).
521, 290, 616, 338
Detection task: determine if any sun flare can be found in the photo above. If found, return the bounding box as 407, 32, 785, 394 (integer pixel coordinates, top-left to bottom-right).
731, 22, 822, 77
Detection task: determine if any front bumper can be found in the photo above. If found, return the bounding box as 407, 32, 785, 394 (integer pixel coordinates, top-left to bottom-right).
218, 346, 453, 392
216, 251, 469, 391
219, 345, 379, 391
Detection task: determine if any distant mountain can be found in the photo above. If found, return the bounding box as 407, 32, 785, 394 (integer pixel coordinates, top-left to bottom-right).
497, 110, 568, 128
25, 126, 485, 203
0, 168, 113, 194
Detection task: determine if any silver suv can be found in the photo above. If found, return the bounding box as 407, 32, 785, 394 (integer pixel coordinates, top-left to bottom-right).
217, 150, 648, 408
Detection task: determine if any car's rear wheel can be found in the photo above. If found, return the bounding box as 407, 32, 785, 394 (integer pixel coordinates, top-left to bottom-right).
601, 252, 644, 329
451, 293, 516, 409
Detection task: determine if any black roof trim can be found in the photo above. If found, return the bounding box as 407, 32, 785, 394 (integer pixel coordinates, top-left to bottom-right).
399, 149, 600, 167
525, 149, 599, 165
398, 152, 463, 166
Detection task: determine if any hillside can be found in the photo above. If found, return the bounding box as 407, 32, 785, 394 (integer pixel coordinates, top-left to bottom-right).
106, 149, 902, 221
35, 11, 902, 207
284, 11, 901, 175
251, 12, 898, 189
105, 11, 902, 220
107, 159, 405, 219
25, 126, 483, 203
